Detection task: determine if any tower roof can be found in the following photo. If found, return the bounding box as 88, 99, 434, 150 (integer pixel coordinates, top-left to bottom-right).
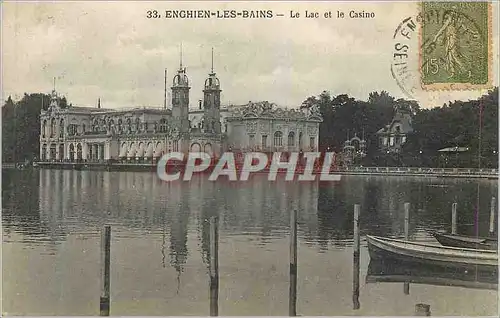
204, 48, 220, 90
173, 43, 190, 87
173, 67, 189, 87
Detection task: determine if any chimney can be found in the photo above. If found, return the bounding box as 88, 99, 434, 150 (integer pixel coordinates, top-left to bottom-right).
98, 98, 101, 109
199, 99, 202, 110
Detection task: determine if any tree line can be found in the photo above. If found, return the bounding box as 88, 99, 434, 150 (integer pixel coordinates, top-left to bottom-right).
2, 93, 68, 163
301, 88, 498, 168
2, 88, 498, 168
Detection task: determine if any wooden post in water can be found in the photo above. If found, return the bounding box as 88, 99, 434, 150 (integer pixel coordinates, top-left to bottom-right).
404, 203, 410, 240
489, 197, 496, 236
352, 204, 360, 310
403, 203, 410, 295
415, 303, 431, 316
289, 209, 298, 317
100, 225, 111, 316
209, 216, 219, 316
451, 202, 458, 235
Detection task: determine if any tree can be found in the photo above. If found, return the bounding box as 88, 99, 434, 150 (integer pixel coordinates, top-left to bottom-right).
368, 90, 395, 108
303, 87, 498, 168
2, 93, 52, 162
401, 88, 498, 168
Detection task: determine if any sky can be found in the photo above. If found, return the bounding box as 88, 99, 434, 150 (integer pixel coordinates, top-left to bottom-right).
2, 1, 499, 109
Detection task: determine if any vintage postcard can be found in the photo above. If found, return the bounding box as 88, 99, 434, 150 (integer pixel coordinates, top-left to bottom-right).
1, 0, 499, 317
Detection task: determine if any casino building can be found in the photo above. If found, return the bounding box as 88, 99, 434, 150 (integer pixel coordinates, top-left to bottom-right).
38, 52, 322, 163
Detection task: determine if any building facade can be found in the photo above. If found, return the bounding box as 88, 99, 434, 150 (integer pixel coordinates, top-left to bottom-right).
341, 133, 367, 167
225, 101, 322, 152
39, 56, 322, 162
376, 109, 413, 154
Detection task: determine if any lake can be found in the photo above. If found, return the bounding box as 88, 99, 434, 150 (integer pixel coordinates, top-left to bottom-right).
2, 169, 498, 316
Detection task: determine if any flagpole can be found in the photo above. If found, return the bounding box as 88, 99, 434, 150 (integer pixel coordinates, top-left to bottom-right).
164, 68, 167, 110
475, 100, 483, 238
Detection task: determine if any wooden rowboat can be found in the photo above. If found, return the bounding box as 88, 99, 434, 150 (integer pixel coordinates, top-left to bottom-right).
431, 231, 498, 251
366, 235, 498, 273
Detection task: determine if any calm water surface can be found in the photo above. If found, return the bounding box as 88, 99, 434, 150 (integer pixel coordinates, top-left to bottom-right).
2, 169, 498, 316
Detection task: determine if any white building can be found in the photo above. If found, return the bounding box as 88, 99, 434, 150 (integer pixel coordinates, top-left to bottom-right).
39, 54, 322, 163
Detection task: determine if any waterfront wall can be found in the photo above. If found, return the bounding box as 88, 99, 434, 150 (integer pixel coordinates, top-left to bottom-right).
26, 162, 499, 179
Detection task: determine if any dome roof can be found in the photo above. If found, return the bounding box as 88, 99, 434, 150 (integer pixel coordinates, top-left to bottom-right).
204, 75, 220, 89
173, 68, 189, 87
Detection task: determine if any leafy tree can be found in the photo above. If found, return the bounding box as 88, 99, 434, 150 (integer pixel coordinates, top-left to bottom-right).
2, 93, 52, 162
305, 87, 498, 168
402, 88, 498, 168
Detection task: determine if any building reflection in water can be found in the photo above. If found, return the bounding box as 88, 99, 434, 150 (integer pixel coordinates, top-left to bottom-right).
2, 169, 43, 240
9, 169, 496, 281
199, 179, 217, 270
168, 181, 190, 293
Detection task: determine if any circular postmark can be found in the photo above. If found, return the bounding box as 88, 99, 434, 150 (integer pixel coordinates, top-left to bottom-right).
391, 14, 423, 100
391, 2, 490, 102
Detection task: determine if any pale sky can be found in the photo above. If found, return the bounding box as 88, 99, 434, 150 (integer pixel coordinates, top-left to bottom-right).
2, 1, 499, 109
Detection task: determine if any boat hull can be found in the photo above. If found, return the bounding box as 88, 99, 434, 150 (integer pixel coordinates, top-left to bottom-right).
367, 235, 498, 274
431, 232, 498, 251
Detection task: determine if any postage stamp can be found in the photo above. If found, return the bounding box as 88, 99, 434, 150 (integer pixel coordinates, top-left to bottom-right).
419, 1, 493, 91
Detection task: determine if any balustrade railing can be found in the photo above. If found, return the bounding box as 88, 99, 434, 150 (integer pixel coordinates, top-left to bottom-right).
339, 166, 498, 175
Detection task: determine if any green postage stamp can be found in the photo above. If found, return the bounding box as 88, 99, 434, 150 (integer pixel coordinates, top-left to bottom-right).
420, 1, 492, 90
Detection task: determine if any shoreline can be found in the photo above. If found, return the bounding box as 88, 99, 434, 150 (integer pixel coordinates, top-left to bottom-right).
5, 162, 498, 180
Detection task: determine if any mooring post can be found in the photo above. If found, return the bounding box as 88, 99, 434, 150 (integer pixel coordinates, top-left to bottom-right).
289, 209, 298, 317
404, 202, 410, 240
489, 197, 496, 236
209, 216, 219, 316
415, 303, 431, 316
451, 202, 458, 235
403, 202, 410, 295
352, 204, 360, 310
100, 225, 111, 316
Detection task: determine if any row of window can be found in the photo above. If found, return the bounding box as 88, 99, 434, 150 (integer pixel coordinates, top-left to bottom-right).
46, 121, 171, 137
380, 136, 406, 147
42, 119, 65, 138
249, 131, 315, 148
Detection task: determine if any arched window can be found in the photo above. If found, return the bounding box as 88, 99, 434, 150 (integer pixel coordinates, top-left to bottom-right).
288, 132, 295, 147
67, 124, 77, 136
159, 119, 167, 132
42, 120, 47, 138
101, 119, 106, 132
204, 143, 213, 156
58, 144, 64, 160
299, 132, 303, 149
173, 91, 179, 105
108, 119, 114, 133
126, 118, 131, 133
41, 144, 47, 160
274, 131, 283, 147
59, 119, 64, 138
50, 118, 56, 138
135, 118, 140, 131
69, 144, 75, 161
77, 143, 83, 160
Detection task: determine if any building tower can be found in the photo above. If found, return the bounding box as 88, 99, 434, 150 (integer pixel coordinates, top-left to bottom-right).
171, 45, 190, 133
202, 48, 222, 134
